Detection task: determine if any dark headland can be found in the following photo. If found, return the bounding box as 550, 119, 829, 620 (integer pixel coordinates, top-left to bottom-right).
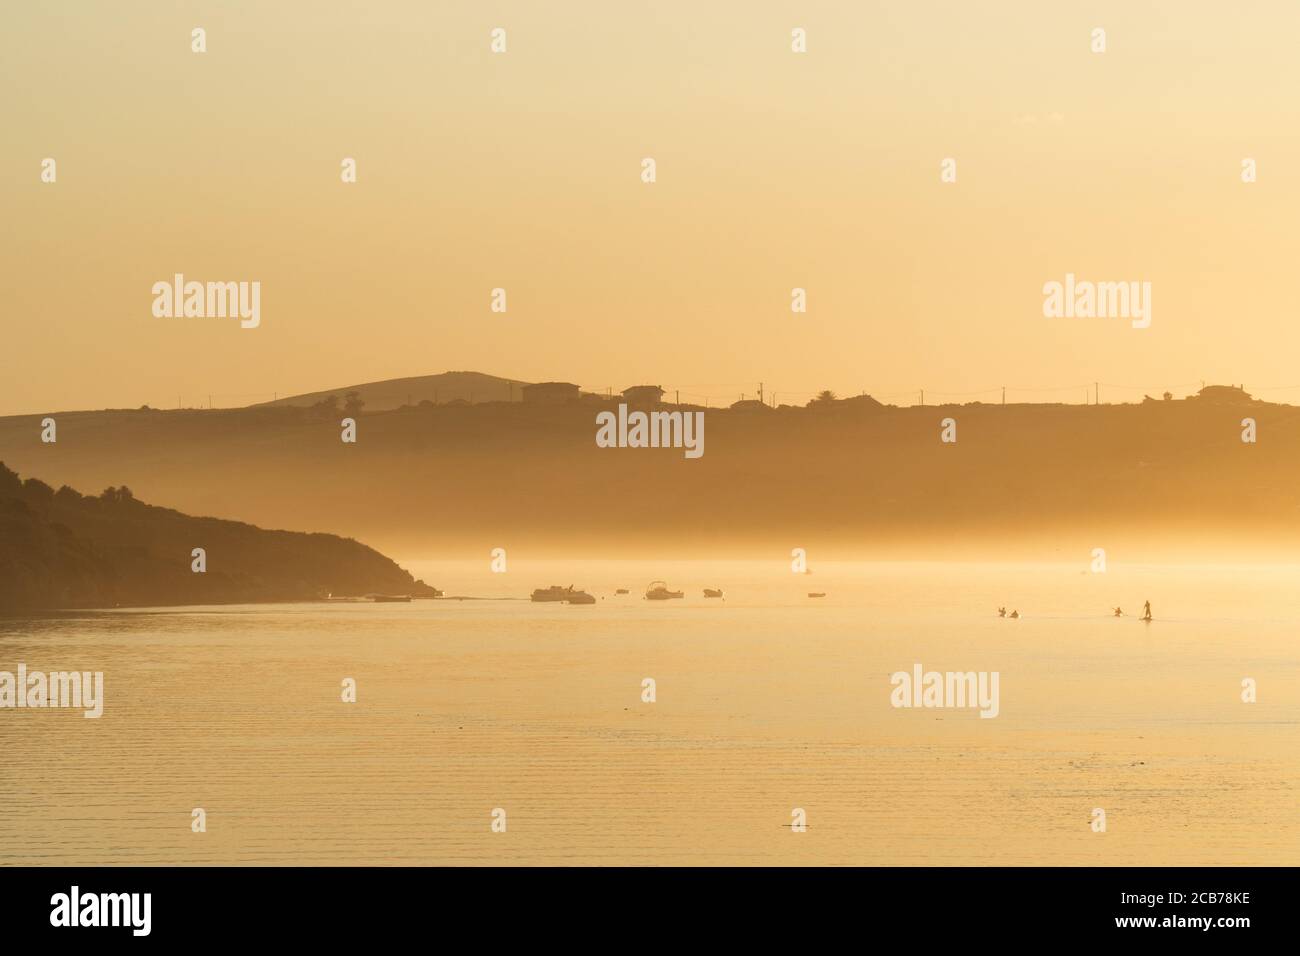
0, 463, 438, 612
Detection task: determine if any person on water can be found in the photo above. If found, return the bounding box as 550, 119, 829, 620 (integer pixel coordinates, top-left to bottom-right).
1113, 607, 1123, 617
997, 607, 1006, 618
1009, 610, 1020, 619
1142, 600, 1152, 621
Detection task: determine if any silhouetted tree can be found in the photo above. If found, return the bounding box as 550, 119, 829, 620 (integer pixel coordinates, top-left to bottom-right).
0, 463, 20, 492
310, 395, 341, 421
344, 390, 365, 416
22, 478, 55, 508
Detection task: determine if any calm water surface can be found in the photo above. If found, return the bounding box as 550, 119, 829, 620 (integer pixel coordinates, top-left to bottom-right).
1, 561, 1296, 865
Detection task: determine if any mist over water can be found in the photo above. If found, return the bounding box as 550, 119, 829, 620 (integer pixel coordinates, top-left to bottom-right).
1, 560, 1294, 865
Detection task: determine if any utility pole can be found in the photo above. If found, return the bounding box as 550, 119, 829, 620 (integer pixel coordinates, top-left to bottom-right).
1095, 381, 1099, 405
919, 389, 924, 406
1001, 386, 1005, 406
758, 382, 764, 405
675, 389, 679, 405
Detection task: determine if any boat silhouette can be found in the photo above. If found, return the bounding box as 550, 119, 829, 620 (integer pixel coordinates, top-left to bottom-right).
645, 580, 684, 600
531, 584, 595, 605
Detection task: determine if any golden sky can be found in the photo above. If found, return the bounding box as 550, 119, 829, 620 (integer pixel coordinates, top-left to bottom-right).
4, 1, 1300, 415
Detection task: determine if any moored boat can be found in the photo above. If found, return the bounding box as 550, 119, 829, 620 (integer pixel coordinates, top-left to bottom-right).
532, 585, 594, 604
645, 580, 684, 600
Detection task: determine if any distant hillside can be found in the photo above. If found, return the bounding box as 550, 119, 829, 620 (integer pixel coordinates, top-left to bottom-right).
0, 463, 438, 611
1, 388, 1296, 561
255, 371, 530, 412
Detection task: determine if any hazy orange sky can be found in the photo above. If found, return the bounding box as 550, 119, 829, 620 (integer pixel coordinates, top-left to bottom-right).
4, 1, 1300, 416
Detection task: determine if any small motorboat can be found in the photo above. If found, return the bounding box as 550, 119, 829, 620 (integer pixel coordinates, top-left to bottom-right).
531, 585, 595, 604
368, 594, 412, 603
645, 580, 684, 600
703, 588, 723, 599
615, 588, 629, 595
807, 592, 826, 598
